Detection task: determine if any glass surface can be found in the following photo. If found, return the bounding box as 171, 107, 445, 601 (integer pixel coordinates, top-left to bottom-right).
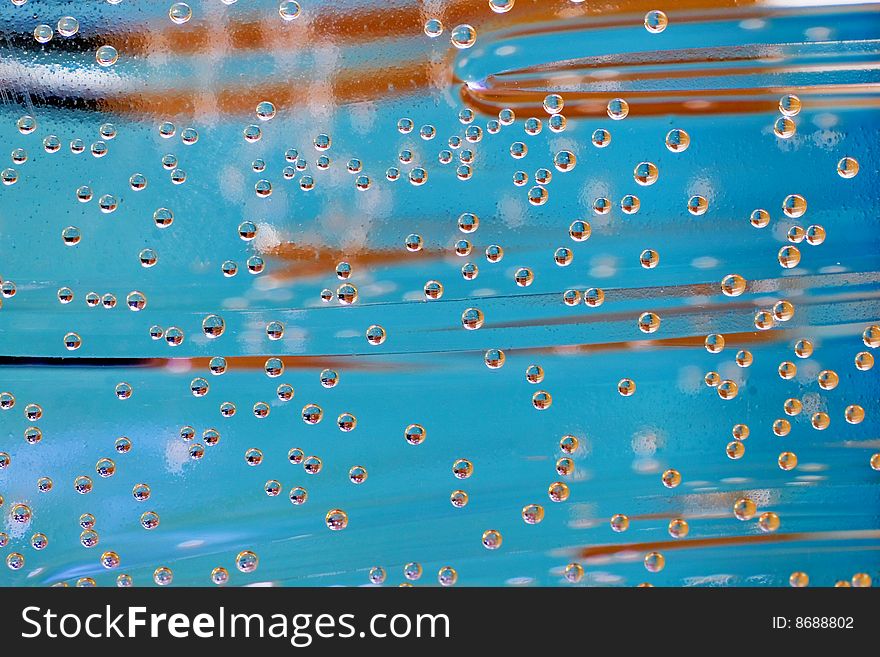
0, 0, 878, 587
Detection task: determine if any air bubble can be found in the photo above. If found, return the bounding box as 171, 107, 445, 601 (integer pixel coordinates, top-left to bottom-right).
451, 24, 477, 49
96, 45, 118, 67
169, 2, 192, 24
837, 156, 859, 179
644, 10, 668, 33
607, 98, 629, 120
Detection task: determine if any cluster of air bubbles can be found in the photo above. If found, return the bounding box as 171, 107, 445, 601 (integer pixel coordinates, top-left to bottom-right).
771, 94, 802, 139
2, 0, 875, 588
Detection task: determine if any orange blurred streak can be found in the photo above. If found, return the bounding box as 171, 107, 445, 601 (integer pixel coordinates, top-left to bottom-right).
264, 243, 443, 279
579, 530, 880, 559
100, 64, 436, 116
93, 0, 778, 116
460, 86, 880, 118
145, 356, 407, 371
517, 329, 790, 355
115, 0, 754, 56
189, 355, 404, 370
130, 329, 784, 372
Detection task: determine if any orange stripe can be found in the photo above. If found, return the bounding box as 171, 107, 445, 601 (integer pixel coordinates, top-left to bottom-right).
460, 86, 880, 118
99, 63, 435, 116
265, 243, 443, 280
144, 355, 408, 371
106, 0, 757, 56
579, 530, 880, 559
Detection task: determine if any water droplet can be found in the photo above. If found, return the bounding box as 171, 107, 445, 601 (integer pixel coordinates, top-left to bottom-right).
279, 1, 301, 20
451, 24, 477, 48
154, 566, 173, 586
778, 245, 801, 268
366, 324, 387, 345
482, 529, 503, 550
749, 208, 770, 228
634, 161, 658, 186
638, 311, 661, 334
57, 16, 79, 37
74, 475, 93, 494
778, 360, 797, 380
855, 351, 874, 371
369, 566, 386, 585
805, 224, 825, 245
607, 98, 629, 120
773, 116, 796, 139
817, 369, 839, 390
607, 513, 629, 532
461, 307, 484, 330
489, 0, 516, 14
438, 565, 458, 586
668, 518, 689, 538
403, 562, 423, 581
758, 511, 780, 532
779, 94, 801, 117
591, 128, 611, 148
169, 3, 192, 24
621, 194, 640, 214
453, 458, 474, 479
202, 314, 225, 338
687, 195, 708, 216
548, 114, 566, 132
618, 378, 636, 396
80, 528, 99, 547
548, 481, 570, 502
141, 511, 160, 529
543, 93, 564, 115
782, 194, 807, 218
717, 379, 738, 400
733, 497, 756, 520
244, 448, 263, 466
837, 156, 859, 178
528, 185, 548, 205
705, 333, 725, 353
665, 128, 689, 152
661, 469, 681, 488
61, 226, 81, 246
450, 490, 469, 508
266, 321, 284, 340
644, 551, 665, 572
95, 457, 116, 478
96, 45, 118, 67
325, 509, 348, 531
101, 551, 120, 569
424, 18, 443, 37
521, 503, 544, 524
63, 331, 82, 351
644, 10, 668, 33
532, 390, 552, 410
33, 24, 53, 43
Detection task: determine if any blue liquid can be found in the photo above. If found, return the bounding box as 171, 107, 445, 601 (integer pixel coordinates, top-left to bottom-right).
0, 1, 878, 587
